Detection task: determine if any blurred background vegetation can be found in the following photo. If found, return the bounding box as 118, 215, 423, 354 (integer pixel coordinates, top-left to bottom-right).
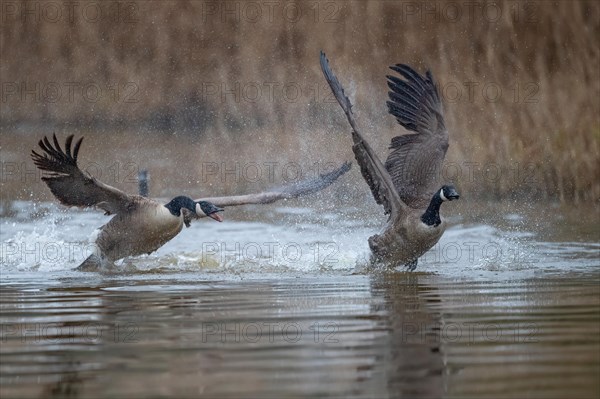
1, 0, 599, 204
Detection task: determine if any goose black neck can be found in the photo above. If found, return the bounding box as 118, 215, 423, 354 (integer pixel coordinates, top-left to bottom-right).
164, 196, 195, 217
421, 193, 443, 227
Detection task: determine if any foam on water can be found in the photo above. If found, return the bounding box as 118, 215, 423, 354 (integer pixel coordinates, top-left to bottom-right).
1, 227, 94, 272
1, 201, 597, 279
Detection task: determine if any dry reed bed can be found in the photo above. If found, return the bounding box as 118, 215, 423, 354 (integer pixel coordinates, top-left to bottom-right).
1, 1, 598, 202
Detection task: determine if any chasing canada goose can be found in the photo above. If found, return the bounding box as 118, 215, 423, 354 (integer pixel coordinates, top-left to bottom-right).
31, 134, 351, 270
320, 52, 459, 271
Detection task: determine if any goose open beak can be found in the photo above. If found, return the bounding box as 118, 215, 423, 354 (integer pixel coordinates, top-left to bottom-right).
208, 211, 223, 222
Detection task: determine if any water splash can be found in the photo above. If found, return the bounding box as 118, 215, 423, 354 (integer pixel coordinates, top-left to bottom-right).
1, 201, 597, 278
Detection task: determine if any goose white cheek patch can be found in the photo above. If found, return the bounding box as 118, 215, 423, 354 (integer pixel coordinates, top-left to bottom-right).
195, 203, 206, 217
440, 188, 448, 201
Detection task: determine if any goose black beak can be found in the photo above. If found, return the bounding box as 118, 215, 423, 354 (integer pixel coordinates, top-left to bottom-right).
447, 188, 460, 200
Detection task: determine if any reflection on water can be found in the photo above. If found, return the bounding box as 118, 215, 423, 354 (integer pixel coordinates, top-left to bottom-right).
431, 277, 600, 398
1, 202, 599, 398
1, 274, 598, 398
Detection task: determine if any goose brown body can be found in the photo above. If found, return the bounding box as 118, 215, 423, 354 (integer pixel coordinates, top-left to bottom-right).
93, 197, 185, 262
368, 210, 446, 264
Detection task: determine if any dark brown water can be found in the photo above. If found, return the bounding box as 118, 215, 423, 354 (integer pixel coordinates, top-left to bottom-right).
1, 202, 599, 398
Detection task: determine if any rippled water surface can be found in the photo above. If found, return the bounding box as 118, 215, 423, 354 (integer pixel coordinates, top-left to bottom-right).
1, 201, 599, 398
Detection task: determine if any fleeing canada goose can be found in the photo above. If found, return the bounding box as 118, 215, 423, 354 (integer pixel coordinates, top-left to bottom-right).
32, 134, 351, 270
320, 52, 459, 271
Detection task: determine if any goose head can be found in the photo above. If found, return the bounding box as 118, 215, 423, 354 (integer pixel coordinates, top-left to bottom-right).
421, 185, 460, 227
439, 185, 460, 202
165, 196, 224, 222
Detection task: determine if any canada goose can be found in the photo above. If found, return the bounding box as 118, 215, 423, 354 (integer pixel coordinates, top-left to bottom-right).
31, 134, 351, 270
320, 52, 459, 271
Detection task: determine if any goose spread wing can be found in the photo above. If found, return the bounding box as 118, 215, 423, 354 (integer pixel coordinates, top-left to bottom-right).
385, 64, 449, 208
194, 161, 351, 207
31, 134, 134, 215
320, 51, 405, 217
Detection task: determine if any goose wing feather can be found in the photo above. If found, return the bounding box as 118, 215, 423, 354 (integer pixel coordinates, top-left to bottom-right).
385, 64, 449, 207
31, 134, 133, 215
320, 51, 406, 217
194, 161, 351, 207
